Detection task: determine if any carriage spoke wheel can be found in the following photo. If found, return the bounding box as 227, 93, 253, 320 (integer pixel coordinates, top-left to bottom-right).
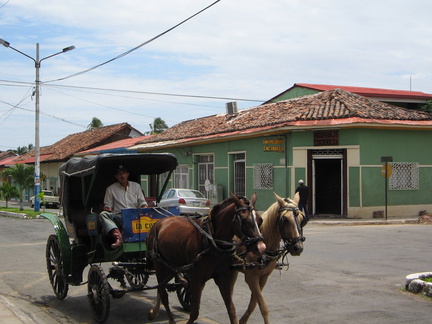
176, 274, 191, 312
46, 234, 69, 300
125, 271, 149, 290
87, 265, 111, 323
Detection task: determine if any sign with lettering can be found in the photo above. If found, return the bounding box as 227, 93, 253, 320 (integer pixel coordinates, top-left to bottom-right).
314, 130, 339, 146
263, 138, 284, 152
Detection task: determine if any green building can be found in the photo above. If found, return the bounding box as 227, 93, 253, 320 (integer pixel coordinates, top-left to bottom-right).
131, 88, 432, 219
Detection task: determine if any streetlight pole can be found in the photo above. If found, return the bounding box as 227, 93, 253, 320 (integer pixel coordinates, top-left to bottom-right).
0, 39, 75, 211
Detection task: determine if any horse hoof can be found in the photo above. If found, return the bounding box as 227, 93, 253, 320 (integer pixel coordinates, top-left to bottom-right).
148, 309, 156, 321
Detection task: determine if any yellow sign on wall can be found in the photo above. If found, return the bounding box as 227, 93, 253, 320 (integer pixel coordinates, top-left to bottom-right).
263, 138, 284, 152
381, 164, 393, 178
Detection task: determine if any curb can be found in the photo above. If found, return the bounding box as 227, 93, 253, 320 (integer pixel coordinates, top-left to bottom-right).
405, 272, 432, 297
0, 295, 38, 323
0, 211, 28, 219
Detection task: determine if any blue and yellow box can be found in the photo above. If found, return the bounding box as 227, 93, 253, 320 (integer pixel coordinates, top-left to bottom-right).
121, 207, 180, 242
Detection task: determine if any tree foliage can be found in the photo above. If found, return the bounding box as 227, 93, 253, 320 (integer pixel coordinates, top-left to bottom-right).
88, 117, 103, 130
0, 182, 21, 208
420, 100, 432, 113
0, 164, 35, 211
149, 117, 169, 135
14, 144, 34, 155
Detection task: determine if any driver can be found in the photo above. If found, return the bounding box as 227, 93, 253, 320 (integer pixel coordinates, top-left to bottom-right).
99, 165, 148, 249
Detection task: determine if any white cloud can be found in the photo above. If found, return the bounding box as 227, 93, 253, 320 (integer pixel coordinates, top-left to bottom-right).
1, 0, 432, 150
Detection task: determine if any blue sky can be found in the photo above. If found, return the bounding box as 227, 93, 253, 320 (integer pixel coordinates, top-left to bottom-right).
1, 0, 432, 151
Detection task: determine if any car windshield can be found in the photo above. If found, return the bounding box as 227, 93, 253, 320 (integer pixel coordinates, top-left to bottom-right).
178, 190, 204, 198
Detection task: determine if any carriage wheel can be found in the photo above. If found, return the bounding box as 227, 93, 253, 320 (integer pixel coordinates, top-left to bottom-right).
46, 234, 69, 300
125, 271, 149, 290
87, 265, 111, 323
176, 274, 191, 311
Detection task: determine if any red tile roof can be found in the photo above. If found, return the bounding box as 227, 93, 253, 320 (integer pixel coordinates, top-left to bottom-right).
76, 135, 152, 155
135, 89, 432, 147
14, 122, 142, 163
294, 83, 432, 100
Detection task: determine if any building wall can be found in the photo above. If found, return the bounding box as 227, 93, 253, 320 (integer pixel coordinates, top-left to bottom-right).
145, 126, 432, 218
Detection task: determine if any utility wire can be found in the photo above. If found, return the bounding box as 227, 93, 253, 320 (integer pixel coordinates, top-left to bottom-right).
46, 0, 221, 83
0, 79, 266, 103
44, 83, 266, 103
0, 98, 86, 128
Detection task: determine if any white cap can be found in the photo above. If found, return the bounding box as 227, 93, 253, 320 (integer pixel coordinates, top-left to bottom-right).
298, 179, 304, 184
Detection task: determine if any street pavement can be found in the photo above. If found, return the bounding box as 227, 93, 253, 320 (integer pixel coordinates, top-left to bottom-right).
0, 202, 427, 323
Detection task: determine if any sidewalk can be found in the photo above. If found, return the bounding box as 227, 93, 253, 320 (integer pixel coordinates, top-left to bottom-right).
0, 296, 37, 324
308, 216, 420, 226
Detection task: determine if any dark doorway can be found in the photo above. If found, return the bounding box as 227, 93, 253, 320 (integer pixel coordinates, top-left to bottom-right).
314, 158, 342, 215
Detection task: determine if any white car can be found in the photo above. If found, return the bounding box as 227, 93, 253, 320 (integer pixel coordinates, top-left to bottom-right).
30, 190, 60, 209
158, 188, 210, 216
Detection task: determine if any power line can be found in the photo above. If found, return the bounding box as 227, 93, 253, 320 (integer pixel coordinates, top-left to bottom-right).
46, 0, 222, 83
0, 98, 86, 128
0, 79, 266, 103
43, 83, 266, 103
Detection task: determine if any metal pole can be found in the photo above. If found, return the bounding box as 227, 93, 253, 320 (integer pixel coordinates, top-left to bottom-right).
0, 39, 74, 212
384, 162, 388, 221
34, 43, 41, 212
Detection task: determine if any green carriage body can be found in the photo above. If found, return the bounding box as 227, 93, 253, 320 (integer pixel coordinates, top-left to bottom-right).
43, 153, 179, 285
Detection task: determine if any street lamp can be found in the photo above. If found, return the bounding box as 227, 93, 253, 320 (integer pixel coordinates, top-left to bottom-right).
0, 38, 75, 211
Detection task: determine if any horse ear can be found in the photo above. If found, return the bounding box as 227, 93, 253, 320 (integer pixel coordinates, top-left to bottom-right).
250, 192, 257, 205
273, 192, 285, 206
230, 192, 241, 204
294, 192, 300, 205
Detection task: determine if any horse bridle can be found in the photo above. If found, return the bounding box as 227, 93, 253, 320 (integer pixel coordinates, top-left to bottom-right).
277, 199, 306, 249
232, 197, 263, 250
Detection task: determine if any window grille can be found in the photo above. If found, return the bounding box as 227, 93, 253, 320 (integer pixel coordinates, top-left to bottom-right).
173, 165, 189, 188
253, 163, 273, 190
234, 153, 246, 196
198, 155, 214, 197
389, 162, 419, 190
311, 149, 345, 156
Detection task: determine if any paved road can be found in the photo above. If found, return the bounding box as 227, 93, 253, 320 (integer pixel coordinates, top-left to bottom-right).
0, 215, 431, 323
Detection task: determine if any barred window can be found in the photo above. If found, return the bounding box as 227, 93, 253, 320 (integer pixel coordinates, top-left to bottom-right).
173, 165, 189, 188
253, 163, 273, 190
389, 162, 419, 190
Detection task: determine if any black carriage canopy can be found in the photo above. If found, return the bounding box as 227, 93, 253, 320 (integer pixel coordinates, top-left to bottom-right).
59, 153, 178, 212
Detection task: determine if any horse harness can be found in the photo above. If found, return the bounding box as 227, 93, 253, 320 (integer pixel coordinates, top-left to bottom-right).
152, 200, 262, 275
233, 199, 307, 270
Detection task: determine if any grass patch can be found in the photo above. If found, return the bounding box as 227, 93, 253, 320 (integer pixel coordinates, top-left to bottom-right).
0, 207, 47, 218
424, 277, 432, 283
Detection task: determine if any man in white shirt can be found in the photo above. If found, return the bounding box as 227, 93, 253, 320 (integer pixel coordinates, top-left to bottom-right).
99, 165, 148, 249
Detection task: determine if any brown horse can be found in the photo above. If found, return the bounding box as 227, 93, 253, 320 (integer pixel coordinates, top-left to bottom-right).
235, 192, 306, 324
146, 193, 266, 324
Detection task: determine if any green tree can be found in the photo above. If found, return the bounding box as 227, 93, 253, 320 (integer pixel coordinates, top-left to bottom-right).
0, 164, 35, 211
420, 100, 432, 113
149, 117, 168, 134
15, 144, 34, 155
88, 117, 103, 130
0, 182, 21, 208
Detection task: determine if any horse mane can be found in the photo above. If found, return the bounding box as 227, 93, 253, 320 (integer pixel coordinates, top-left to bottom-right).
260, 197, 297, 248
210, 195, 250, 217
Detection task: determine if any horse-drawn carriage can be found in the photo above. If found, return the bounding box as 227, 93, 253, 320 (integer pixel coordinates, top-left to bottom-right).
42, 152, 307, 324
42, 152, 186, 322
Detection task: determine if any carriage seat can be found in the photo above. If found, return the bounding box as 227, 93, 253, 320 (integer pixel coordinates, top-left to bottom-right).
68, 201, 104, 237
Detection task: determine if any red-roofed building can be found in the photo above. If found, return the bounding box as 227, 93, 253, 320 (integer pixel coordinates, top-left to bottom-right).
265, 83, 432, 109
10, 123, 143, 199
130, 88, 432, 219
